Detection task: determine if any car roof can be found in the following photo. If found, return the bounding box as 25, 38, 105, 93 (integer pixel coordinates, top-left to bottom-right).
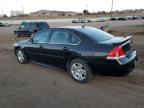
43, 26, 104, 37
50, 26, 94, 31
21, 21, 48, 24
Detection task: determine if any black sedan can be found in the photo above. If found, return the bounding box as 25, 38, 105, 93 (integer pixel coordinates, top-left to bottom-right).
13, 26, 138, 83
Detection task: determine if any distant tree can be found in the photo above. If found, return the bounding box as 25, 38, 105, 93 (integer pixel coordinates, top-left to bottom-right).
83, 10, 89, 15
102, 11, 106, 15
3, 14, 8, 18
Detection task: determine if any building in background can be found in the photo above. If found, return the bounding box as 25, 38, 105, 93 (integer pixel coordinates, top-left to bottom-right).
29, 10, 77, 17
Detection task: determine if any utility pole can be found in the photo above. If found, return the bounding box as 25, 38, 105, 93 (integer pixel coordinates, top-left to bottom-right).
21, 5, 24, 14
110, 0, 114, 18
107, 0, 114, 27
84, 4, 88, 19
104, 0, 114, 32
2, 10, 3, 15
82, 4, 88, 27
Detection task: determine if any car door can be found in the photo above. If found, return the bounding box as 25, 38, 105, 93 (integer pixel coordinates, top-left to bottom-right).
17, 22, 30, 35
30, 22, 38, 34
43, 30, 72, 68
17, 23, 25, 35
23, 23, 31, 35
25, 30, 51, 63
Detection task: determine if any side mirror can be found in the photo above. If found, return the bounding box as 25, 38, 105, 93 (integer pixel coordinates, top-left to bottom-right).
29, 37, 34, 42
30, 38, 38, 44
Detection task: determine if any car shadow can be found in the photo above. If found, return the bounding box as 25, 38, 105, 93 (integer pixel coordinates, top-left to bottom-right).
94, 68, 132, 77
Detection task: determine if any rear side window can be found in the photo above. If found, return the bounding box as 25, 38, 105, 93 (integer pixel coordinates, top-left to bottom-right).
50, 31, 70, 44
71, 34, 80, 44
37, 22, 49, 28
79, 27, 113, 42
32, 31, 51, 43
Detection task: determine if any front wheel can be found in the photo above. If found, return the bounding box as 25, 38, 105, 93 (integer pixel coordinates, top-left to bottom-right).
14, 32, 20, 37
68, 59, 93, 83
16, 49, 29, 64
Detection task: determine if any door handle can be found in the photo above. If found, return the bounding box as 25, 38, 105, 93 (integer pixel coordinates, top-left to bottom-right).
63, 47, 69, 51
39, 45, 43, 48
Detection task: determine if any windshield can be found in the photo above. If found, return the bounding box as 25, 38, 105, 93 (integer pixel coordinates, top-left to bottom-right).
79, 27, 113, 42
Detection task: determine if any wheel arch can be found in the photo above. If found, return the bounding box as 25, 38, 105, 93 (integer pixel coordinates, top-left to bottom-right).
66, 56, 89, 70
14, 46, 26, 55
14, 46, 21, 55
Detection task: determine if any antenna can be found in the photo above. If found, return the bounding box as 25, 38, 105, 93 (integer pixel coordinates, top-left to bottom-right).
110, 0, 114, 18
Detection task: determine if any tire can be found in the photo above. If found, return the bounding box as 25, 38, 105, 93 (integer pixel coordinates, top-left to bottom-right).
68, 58, 93, 83
14, 33, 20, 37
16, 48, 29, 64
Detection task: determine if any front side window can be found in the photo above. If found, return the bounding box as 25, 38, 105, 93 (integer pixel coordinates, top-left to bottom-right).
32, 31, 50, 43
25, 23, 31, 29
50, 31, 70, 44
30, 23, 37, 29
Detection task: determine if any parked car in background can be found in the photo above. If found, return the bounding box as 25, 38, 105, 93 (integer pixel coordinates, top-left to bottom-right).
131, 16, 141, 20
135, 16, 142, 20
117, 17, 128, 21
0, 22, 7, 27
110, 17, 118, 21
140, 16, 144, 19
126, 16, 134, 20
14, 21, 49, 37
13, 26, 138, 83
72, 19, 82, 23
95, 19, 105, 22
72, 18, 92, 23
110, 16, 143, 21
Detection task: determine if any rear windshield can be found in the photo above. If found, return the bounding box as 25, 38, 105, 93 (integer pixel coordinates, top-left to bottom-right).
37, 22, 49, 28
79, 27, 113, 42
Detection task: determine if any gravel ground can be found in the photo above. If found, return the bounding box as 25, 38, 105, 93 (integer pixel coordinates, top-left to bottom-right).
0, 21, 144, 108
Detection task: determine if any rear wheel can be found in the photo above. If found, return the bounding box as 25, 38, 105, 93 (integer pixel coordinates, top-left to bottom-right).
68, 58, 93, 83
16, 49, 29, 64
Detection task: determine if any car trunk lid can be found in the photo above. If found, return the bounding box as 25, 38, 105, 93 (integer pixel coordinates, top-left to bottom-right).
99, 36, 133, 53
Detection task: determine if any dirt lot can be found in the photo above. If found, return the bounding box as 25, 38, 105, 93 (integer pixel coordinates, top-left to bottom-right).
0, 22, 144, 108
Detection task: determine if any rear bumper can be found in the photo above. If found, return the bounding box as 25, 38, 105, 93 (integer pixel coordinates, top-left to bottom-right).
88, 50, 138, 70
107, 50, 137, 66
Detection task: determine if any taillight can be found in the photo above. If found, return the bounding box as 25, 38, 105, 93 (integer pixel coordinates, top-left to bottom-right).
107, 45, 125, 59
